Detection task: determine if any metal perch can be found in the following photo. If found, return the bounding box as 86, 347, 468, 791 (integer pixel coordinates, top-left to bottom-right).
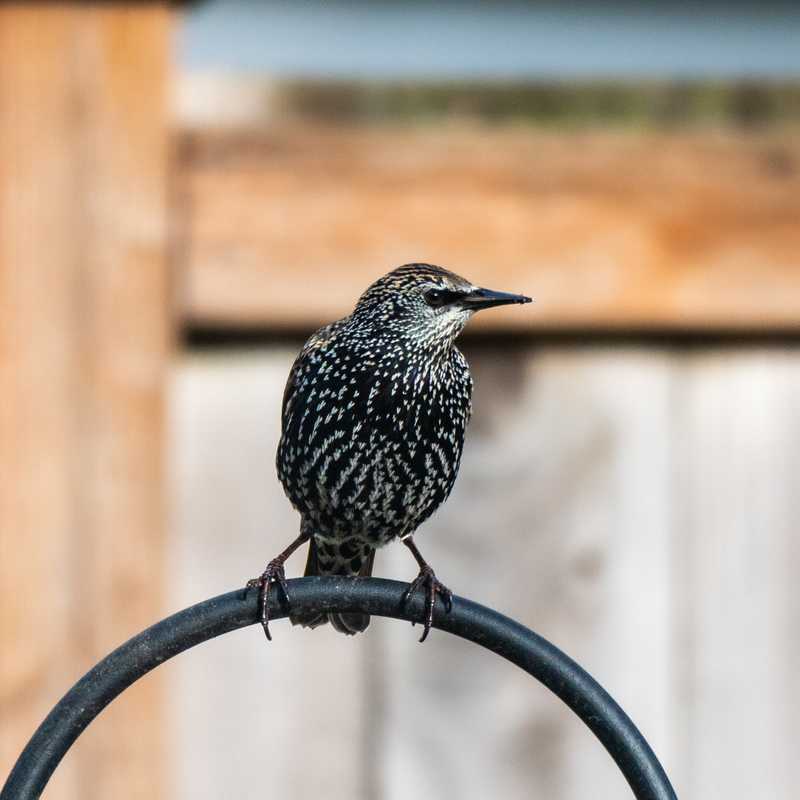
1, 577, 677, 800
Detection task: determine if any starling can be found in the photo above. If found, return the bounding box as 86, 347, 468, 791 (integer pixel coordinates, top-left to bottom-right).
246, 264, 531, 641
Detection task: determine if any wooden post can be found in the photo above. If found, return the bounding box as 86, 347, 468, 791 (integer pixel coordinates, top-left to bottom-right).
0, 5, 171, 798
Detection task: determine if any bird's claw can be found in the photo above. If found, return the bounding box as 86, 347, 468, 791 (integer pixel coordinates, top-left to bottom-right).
244, 559, 290, 641
402, 565, 453, 642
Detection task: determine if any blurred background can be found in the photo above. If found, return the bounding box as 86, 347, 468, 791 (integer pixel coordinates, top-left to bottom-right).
2, 1, 799, 798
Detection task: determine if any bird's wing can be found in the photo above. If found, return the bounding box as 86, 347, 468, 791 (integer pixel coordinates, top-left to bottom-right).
280, 319, 347, 430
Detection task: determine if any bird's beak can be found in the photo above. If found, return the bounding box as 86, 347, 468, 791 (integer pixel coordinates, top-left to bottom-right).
462, 287, 533, 311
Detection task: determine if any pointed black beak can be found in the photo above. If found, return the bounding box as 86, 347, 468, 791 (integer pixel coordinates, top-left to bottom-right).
462, 287, 533, 311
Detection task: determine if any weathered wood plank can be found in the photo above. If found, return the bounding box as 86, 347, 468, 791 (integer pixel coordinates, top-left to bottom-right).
178, 126, 800, 331
0, 10, 82, 797
0, 6, 171, 798
672, 351, 800, 798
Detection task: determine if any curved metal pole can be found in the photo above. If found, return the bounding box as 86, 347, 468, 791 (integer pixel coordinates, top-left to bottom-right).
1, 578, 677, 800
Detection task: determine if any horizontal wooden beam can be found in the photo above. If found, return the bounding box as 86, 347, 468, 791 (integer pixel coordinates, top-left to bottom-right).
177, 125, 800, 332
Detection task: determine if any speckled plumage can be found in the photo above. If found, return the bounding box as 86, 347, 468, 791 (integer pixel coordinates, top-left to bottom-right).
248, 263, 531, 639
279, 265, 473, 569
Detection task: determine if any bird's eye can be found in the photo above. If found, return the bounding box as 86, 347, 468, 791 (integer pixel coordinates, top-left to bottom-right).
424, 288, 449, 308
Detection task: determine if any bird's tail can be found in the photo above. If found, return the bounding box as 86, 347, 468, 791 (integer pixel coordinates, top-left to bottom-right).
290, 537, 375, 635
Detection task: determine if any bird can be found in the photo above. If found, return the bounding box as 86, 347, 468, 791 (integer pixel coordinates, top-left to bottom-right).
246, 263, 531, 641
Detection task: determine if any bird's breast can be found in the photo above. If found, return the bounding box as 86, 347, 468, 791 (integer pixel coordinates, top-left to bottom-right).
277, 346, 472, 544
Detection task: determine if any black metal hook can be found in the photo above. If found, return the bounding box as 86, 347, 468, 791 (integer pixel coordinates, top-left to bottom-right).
1, 577, 677, 800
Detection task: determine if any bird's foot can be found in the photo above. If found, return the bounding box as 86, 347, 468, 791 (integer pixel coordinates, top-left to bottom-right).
402, 565, 453, 643
243, 559, 290, 641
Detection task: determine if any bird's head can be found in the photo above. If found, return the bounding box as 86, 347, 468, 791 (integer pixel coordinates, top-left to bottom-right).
352, 263, 532, 352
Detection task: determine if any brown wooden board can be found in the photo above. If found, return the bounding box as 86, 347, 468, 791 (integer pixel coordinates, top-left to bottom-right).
177, 125, 800, 333
0, 6, 171, 799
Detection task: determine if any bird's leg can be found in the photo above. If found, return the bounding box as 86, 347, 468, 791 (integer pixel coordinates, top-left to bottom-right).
401, 536, 454, 642
244, 531, 310, 641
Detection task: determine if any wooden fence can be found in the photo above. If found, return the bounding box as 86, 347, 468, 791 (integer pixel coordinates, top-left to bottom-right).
1, 3, 799, 799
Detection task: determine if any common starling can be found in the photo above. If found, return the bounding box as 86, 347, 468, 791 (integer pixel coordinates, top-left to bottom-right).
246, 264, 531, 641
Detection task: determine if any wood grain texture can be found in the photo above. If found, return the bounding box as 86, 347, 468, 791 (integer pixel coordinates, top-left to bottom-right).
177, 125, 800, 332
0, 6, 171, 798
